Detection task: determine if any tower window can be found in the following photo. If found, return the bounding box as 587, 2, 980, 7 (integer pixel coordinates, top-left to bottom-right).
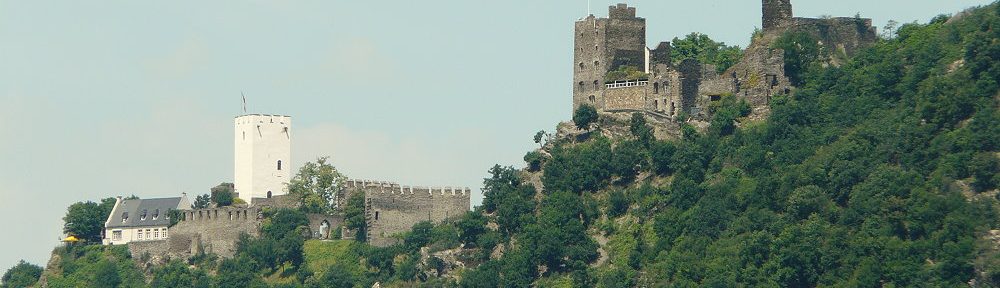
593, 80, 599, 90
267, 191, 272, 198
654, 82, 660, 94
277, 160, 282, 171
589, 95, 596, 103
594, 61, 599, 67
375, 211, 380, 220
579, 62, 584, 70
578, 81, 585, 92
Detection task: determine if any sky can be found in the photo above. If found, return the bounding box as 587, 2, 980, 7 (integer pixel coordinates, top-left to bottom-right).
0, 0, 992, 273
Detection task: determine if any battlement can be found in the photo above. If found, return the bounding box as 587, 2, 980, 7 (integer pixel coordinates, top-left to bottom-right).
234, 114, 291, 125
344, 179, 470, 197
609, 3, 638, 19
177, 207, 260, 223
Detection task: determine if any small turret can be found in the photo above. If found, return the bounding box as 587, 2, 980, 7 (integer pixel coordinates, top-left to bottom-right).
762, 0, 793, 30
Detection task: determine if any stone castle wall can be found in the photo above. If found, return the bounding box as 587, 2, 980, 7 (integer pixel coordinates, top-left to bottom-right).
603, 86, 648, 112
126, 207, 262, 262
344, 180, 471, 247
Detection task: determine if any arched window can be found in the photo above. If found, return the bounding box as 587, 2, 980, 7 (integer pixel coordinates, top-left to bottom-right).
320, 220, 330, 239
594, 61, 599, 67
277, 160, 282, 171
579, 81, 585, 92
654, 100, 659, 110
589, 95, 596, 103
267, 191, 272, 198
593, 80, 599, 90
579, 62, 584, 69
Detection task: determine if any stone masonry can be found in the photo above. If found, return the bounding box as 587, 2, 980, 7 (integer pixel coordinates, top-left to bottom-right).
344, 180, 471, 247
572, 0, 877, 124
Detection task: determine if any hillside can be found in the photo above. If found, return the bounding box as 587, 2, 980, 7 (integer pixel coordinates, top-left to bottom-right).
460, 2, 1000, 287
6, 2, 1000, 288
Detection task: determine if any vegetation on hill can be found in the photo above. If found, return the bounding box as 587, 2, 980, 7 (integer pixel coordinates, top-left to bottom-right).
9, 3, 1000, 288
2, 260, 43, 288
670, 32, 744, 73
461, 3, 1000, 287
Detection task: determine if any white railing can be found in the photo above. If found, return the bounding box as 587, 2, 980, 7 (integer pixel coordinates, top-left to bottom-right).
605, 80, 648, 89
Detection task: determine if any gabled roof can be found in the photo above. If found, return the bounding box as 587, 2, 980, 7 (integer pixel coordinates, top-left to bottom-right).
105, 197, 190, 228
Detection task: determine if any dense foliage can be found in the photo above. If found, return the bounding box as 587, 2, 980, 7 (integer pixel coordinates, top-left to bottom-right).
288, 157, 348, 214
670, 32, 744, 73
573, 104, 599, 130
465, 4, 1000, 287
1, 260, 42, 288
62, 198, 117, 243
210, 183, 235, 207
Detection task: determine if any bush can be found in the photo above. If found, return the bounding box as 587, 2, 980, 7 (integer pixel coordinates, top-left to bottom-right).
573, 104, 599, 130
210, 183, 235, 207
2, 260, 43, 288
524, 151, 547, 172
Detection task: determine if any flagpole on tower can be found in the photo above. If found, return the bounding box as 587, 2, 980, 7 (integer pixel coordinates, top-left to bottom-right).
241, 91, 247, 114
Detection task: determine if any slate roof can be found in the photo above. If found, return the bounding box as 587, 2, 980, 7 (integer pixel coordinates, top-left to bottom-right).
105, 197, 189, 228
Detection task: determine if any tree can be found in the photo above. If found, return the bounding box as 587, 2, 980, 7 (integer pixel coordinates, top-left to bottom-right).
343, 191, 367, 242
93, 260, 121, 288
573, 104, 599, 130
533, 130, 548, 147
62, 198, 116, 243
456, 211, 487, 246
150, 260, 211, 288
404, 221, 434, 250
481, 165, 523, 213
314, 264, 354, 288
523, 151, 546, 172
629, 112, 654, 146
670, 32, 743, 73
288, 157, 347, 213
193, 194, 211, 209
210, 183, 235, 207
2, 260, 43, 288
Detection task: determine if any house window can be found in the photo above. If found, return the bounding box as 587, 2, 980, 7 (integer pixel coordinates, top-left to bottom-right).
277, 160, 282, 170
112, 230, 122, 241
138, 230, 143, 240
162, 228, 168, 238
153, 230, 159, 239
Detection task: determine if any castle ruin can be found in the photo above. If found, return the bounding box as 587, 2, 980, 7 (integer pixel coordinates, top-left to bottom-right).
572, 0, 877, 121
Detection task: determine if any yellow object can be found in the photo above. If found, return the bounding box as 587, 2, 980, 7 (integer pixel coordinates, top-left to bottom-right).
61, 236, 80, 242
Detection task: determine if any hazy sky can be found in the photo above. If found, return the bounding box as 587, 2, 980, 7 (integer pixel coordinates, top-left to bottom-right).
0, 0, 990, 272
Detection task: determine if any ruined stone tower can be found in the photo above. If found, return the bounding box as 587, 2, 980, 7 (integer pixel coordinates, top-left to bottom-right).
762, 0, 793, 30
572, 3, 646, 112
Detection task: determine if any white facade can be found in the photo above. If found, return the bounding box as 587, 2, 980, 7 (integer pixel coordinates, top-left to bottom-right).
234, 114, 291, 205
104, 226, 171, 245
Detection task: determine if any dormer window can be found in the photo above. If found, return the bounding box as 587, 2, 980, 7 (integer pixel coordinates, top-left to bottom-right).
141, 209, 147, 221
122, 212, 128, 223
153, 209, 159, 220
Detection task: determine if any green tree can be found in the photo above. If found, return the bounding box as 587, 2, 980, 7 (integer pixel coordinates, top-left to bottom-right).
150, 260, 211, 288
404, 221, 434, 251
288, 157, 347, 213
210, 183, 234, 207
573, 104, 599, 130
534, 130, 548, 147
313, 264, 354, 288
93, 260, 121, 288
523, 151, 546, 172
629, 112, 654, 146
670, 32, 744, 73
456, 211, 487, 246
62, 198, 116, 243
2, 260, 43, 288
215, 256, 266, 288
193, 194, 211, 209
343, 191, 367, 242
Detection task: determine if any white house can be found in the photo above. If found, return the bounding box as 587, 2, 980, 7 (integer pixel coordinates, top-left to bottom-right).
102, 195, 191, 245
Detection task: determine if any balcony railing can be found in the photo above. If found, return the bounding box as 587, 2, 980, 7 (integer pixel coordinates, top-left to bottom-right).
605, 80, 648, 89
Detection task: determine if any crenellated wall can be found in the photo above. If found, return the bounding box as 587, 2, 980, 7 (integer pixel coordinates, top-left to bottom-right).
127, 207, 262, 261
344, 179, 471, 247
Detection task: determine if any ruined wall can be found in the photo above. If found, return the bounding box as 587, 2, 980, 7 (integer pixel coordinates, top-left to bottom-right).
127, 207, 262, 261
603, 86, 648, 112
307, 214, 344, 240
763, 0, 793, 30
791, 17, 877, 57
345, 180, 470, 247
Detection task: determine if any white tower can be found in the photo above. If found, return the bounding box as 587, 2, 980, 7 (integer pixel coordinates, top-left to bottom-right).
234, 114, 291, 205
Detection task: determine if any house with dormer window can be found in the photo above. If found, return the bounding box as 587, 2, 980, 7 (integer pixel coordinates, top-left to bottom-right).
101, 195, 191, 245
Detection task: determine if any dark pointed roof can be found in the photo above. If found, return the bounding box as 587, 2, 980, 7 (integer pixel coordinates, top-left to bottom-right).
105, 197, 189, 228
